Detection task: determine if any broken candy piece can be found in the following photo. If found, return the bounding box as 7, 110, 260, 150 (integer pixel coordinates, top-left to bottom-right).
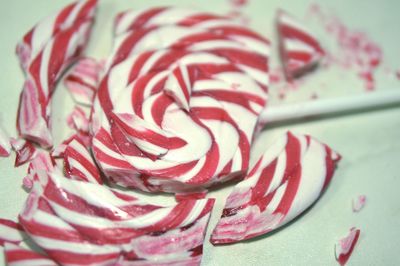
276, 9, 325, 80
10, 138, 38, 167
19, 172, 214, 265
16, 1, 97, 148
64, 57, 103, 106
210, 131, 340, 244
0, 126, 11, 157
16, 0, 97, 72
63, 136, 102, 184
335, 227, 361, 265
0, 219, 25, 246
67, 106, 90, 133
4, 242, 57, 266
352, 195, 366, 212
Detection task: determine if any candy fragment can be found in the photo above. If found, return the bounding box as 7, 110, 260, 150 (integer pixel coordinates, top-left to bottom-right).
335, 227, 360, 265
0, 219, 25, 246
0, 126, 11, 157
24, 151, 56, 190
4, 242, 57, 266
210, 131, 340, 244
16, 0, 97, 71
67, 106, 90, 134
64, 57, 103, 106
19, 172, 214, 265
277, 9, 325, 80
63, 136, 102, 184
91, 6, 270, 193
10, 138, 38, 167
352, 195, 366, 213
16, 1, 97, 148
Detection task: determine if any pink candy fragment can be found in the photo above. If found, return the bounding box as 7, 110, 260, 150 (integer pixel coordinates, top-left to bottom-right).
16, 0, 97, 148
277, 9, 325, 80
335, 227, 360, 265
63, 136, 102, 184
0, 126, 11, 157
211, 131, 341, 244
67, 106, 90, 133
10, 138, 38, 167
24, 151, 56, 190
0, 219, 25, 246
16, 0, 98, 71
352, 195, 366, 212
64, 57, 103, 106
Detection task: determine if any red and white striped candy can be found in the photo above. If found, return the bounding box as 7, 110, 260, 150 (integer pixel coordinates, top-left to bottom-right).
10, 138, 38, 167
277, 9, 325, 80
335, 227, 360, 266
19, 171, 214, 265
4, 243, 57, 266
0, 219, 25, 246
17, 3, 97, 148
91, 6, 270, 193
0, 126, 11, 157
114, 6, 230, 36
63, 136, 102, 184
16, 0, 97, 71
67, 106, 90, 134
24, 151, 56, 190
210, 131, 341, 244
64, 57, 103, 106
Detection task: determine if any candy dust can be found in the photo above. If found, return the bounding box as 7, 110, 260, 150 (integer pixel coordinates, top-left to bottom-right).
307, 4, 383, 91
226, 0, 250, 25
352, 195, 366, 212
335, 227, 361, 266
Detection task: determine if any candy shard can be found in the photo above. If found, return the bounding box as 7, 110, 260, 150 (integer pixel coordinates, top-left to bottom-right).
19, 172, 214, 265
63, 136, 102, 184
210, 131, 340, 244
335, 227, 361, 266
0, 219, 25, 246
64, 57, 103, 106
352, 195, 366, 213
16, 1, 97, 148
4, 242, 57, 266
10, 138, 38, 167
0, 126, 11, 157
277, 9, 325, 80
24, 151, 57, 190
16, 0, 98, 71
67, 106, 90, 133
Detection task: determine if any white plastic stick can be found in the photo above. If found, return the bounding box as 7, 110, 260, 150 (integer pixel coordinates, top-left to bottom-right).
260, 90, 400, 124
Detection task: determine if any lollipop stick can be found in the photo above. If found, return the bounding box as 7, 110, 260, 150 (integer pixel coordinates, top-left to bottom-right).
261, 89, 400, 124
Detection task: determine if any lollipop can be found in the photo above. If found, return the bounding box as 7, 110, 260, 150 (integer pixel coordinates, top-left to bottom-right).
211, 131, 340, 244
91, 7, 270, 193
277, 9, 325, 80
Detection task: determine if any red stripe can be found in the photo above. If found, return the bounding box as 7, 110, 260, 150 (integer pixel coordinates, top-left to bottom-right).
273, 132, 302, 216
124, 7, 167, 30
